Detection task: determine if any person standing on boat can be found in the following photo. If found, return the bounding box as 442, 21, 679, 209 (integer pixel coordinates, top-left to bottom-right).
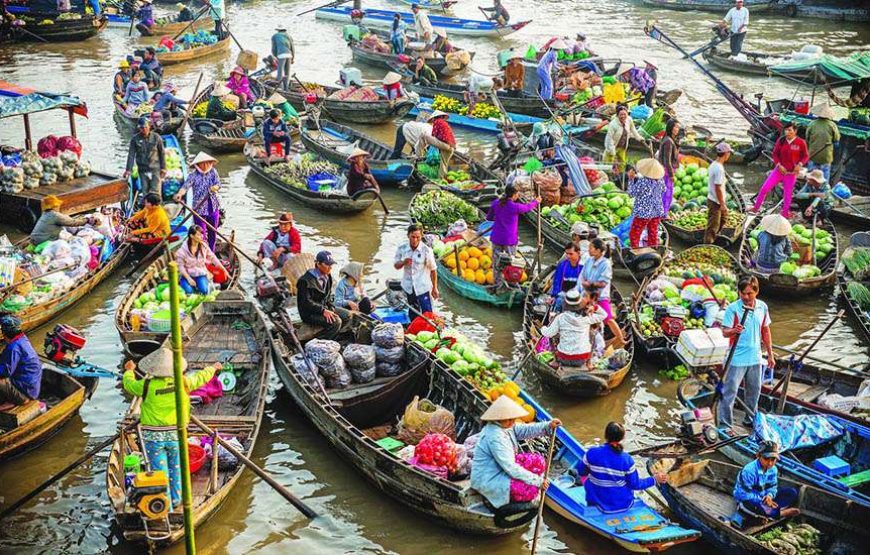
411, 4, 433, 44
297, 250, 348, 340
536, 39, 566, 101
334, 262, 372, 315
173, 151, 222, 250
175, 226, 226, 294
257, 213, 301, 270
29, 195, 89, 245
704, 142, 732, 245
751, 122, 808, 218
346, 148, 380, 198
722, 0, 749, 57
579, 238, 625, 348
627, 158, 667, 249
470, 396, 560, 509
486, 185, 539, 289
604, 105, 646, 174
805, 103, 840, 181
271, 27, 295, 91
122, 349, 218, 512
642, 60, 658, 108
549, 243, 584, 311
390, 13, 407, 55
657, 118, 681, 217
0, 316, 42, 407
578, 422, 668, 512
429, 111, 455, 177
208, 0, 225, 39
795, 169, 833, 221
394, 223, 439, 314
481, 0, 510, 25
733, 441, 800, 522
391, 119, 450, 159
504, 53, 525, 96
124, 118, 166, 199
719, 275, 775, 433
114, 60, 132, 98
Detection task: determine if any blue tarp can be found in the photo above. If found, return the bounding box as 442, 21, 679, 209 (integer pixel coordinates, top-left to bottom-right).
752, 412, 844, 452
0, 91, 86, 119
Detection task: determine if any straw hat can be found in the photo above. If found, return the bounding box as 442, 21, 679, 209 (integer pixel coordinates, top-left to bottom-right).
176, 2, 185, 9
759, 214, 792, 237
636, 158, 665, 180
139, 347, 187, 378
811, 103, 836, 120
267, 92, 286, 105
481, 395, 528, 422
340, 261, 364, 282
190, 151, 217, 167
806, 169, 827, 185
230, 65, 245, 76
549, 38, 568, 50
382, 71, 403, 85
211, 82, 231, 96
346, 147, 370, 161
564, 290, 582, 311
427, 110, 449, 121
42, 195, 62, 211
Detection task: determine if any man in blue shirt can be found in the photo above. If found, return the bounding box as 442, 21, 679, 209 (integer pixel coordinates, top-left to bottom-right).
262, 109, 292, 161
0, 315, 43, 405
733, 441, 799, 522
719, 275, 775, 432
151, 82, 187, 122
549, 242, 583, 311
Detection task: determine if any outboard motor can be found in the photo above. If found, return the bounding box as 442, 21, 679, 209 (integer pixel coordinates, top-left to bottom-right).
44, 324, 86, 366
255, 275, 286, 315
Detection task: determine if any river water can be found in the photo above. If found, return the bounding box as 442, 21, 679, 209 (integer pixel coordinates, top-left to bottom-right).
1, 1, 869, 553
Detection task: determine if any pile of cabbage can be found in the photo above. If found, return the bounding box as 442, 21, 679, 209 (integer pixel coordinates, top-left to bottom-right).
129, 282, 219, 331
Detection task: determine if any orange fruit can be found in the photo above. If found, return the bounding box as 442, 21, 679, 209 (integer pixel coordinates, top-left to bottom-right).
459, 250, 470, 262
474, 269, 487, 284
480, 255, 492, 269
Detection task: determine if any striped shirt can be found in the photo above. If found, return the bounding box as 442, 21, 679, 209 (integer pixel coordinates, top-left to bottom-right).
578, 444, 655, 512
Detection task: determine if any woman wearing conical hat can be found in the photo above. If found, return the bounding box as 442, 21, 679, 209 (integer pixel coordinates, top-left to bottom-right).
174, 151, 222, 250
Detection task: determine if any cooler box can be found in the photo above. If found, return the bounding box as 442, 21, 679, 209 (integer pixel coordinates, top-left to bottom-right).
675, 329, 715, 367
340, 67, 363, 87
812, 455, 850, 478
371, 307, 411, 325
706, 327, 729, 365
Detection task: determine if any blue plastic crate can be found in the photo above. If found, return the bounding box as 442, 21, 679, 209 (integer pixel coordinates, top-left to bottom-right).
812, 455, 850, 478
371, 307, 410, 325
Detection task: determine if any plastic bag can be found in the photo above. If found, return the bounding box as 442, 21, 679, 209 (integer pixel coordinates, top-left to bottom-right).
371, 323, 404, 348
55, 136, 82, 159
376, 360, 405, 378
510, 452, 546, 502
290, 353, 325, 389
305, 338, 342, 366
342, 343, 376, 369
350, 366, 376, 384
317, 356, 347, 379
375, 345, 405, 364
326, 367, 352, 389
396, 396, 456, 444
37, 135, 59, 158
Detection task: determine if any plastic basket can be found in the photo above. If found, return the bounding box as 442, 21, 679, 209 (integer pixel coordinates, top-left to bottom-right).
188, 444, 206, 473
145, 311, 173, 333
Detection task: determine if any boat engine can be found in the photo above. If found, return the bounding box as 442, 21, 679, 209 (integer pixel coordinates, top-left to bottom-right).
679, 408, 719, 445
43, 324, 86, 366
128, 471, 170, 521
255, 275, 286, 315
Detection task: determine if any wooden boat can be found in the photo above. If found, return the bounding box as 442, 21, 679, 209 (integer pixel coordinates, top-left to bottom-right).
299, 120, 414, 186
112, 99, 185, 135
191, 118, 258, 153
738, 213, 839, 296
275, 84, 414, 125
785, 1, 870, 21
640, 0, 777, 13
106, 295, 271, 546
663, 168, 748, 247
408, 82, 553, 118
701, 46, 804, 79
678, 377, 870, 509
0, 365, 98, 462
651, 456, 870, 554
838, 232, 870, 345
244, 143, 377, 214
115, 235, 241, 358
522, 267, 635, 397
315, 6, 531, 38
156, 35, 231, 67
411, 151, 502, 208
436, 257, 528, 309
140, 16, 211, 37
829, 195, 870, 229
392, 0, 457, 11
268, 311, 539, 534
348, 34, 474, 77
631, 245, 739, 358
11, 12, 107, 42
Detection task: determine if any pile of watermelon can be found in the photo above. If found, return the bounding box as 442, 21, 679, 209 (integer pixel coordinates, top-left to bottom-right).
414, 433, 458, 471
671, 163, 710, 210
540, 183, 634, 231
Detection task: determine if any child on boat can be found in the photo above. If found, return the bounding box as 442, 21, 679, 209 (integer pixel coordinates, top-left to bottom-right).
540, 290, 607, 370
733, 441, 800, 525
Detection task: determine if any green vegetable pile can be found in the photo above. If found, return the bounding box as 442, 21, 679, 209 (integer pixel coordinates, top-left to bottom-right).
264, 154, 338, 190
756, 522, 821, 555
541, 183, 633, 231
748, 223, 834, 281
410, 190, 480, 230
672, 207, 744, 231
409, 330, 509, 395
847, 281, 870, 312
842, 247, 870, 280
659, 364, 690, 381
670, 163, 709, 210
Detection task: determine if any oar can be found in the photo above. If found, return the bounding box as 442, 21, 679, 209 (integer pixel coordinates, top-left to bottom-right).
712, 305, 753, 409
772, 343, 866, 375
180, 72, 204, 133
512, 300, 553, 381
0, 420, 140, 521
295, 0, 351, 17
175, 199, 264, 274
189, 414, 316, 518
350, 188, 389, 214
127, 3, 136, 37
274, 308, 335, 405
0, 263, 75, 300
216, 16, 245, 52
772, 310, 844, 414
15, 23, 49, 43
530, 426, 558, 555
170, 6, 209, 42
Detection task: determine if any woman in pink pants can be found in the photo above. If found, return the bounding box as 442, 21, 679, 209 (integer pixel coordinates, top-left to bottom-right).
752, 122, 808, 218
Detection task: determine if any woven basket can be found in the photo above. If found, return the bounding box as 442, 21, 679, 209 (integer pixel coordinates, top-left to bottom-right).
281, 252, 315, 296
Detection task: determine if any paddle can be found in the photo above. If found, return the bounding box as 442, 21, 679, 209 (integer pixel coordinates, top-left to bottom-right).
511, 300, 552, 382
712, 305, 753, 411
771, 343, 865, 375
530, 426, 558, 555
771, 310, 844, 414
0, 263, 75, 301
180, 72, 204, 133
0, 420, 140, 521
13, 22, 49, 43
295, 0, 351, 17
127, 3, 136, 37
189, 414, 317, 518
170, 6, 209, 42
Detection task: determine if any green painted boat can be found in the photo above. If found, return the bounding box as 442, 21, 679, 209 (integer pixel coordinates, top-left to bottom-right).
436, 260, 527, 308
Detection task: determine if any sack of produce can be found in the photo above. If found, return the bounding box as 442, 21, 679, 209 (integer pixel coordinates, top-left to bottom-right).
325, 366, 352, 389
55, 136, 82, 159
560, 184, 576, 205
375, 344, 405, 364
533, 169, 561, 207
376, 360, 405, 378
509, 452, 546, 502
371, 322, 404, 348
290, 353, 325, 388
349, 365, 376, 384
397, 396, 456, 444
305, 338, 342, 366
342, 343, 376, 369
414, 433, 457, 470
37, 135, 59, 158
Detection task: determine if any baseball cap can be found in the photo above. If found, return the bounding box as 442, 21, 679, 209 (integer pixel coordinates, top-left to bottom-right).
715, 142, 733, 154
315, 251, 336, 265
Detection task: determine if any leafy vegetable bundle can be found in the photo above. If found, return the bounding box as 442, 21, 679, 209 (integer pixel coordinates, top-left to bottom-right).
410, 190, 480, 230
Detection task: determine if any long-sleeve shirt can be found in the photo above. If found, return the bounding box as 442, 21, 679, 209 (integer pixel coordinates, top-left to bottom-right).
130, 205, 171, 238
628, 176, 667, 219
175, 241, 221, 279
271, 31, 295, 58
296, 269, 335, 322
657, 136, 679, 177
227, 75, 254, 102
262, 118, 290, 147
122, 80, 149, 106
414, 10, 433, 39
30, 210, 87, 245
431, 118, 455, 147
580, 255, 613, 300
182, 168, 221, 213
126, 131, 165, 172
604, 116, 644, 155
152, 91, 187, 112
537, 49, 558, 76
208, 0, 224, 20
0, 334, 43, 399
334, 277, 363, 309
137, 4, 154, 25
470, 421, 550, 508
733, 459, 778, 505
772, 136, 809, 172
795, 181, 833, 209
258, 227, 301, 256
486, 198, 539, 246
505, 62, 525, 91
390, 19, 407, 43
401, 121, 450, 157
122, 367, 216, 428
578, 444, 655, 512
140, 57, 162, 77
805, 117, 840, 165
541, 307, 607, 356
756, 232, 792, 270
550, 258, 582, 296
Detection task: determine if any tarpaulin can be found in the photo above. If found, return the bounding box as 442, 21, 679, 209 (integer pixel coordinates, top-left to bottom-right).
0, 81, 88, 119
752, 412, 844, 452
772, 52, 870, 85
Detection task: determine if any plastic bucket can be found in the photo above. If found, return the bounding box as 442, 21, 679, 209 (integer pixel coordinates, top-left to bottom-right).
794, 99, 810, 115
188, 444, 206, 473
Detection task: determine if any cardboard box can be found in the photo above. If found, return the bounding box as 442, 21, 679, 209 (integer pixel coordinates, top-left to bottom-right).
676, 329, 716, 367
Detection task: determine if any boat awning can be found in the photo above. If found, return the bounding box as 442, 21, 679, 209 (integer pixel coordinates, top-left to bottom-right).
0, 81, 88, 119
771, 52, 870, 86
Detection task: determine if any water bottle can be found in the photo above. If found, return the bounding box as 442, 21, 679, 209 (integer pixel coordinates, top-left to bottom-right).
763, 364, 774, 384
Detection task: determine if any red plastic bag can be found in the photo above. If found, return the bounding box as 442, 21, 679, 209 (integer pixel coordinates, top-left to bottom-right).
56, 136, 82, 159
37, 135, 59, 158
158, 36, 175, 51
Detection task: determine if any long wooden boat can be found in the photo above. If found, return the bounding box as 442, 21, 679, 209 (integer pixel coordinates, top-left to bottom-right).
349, 35, 474, 77
663, 167, 748, 247
838, 232, 870, 345
408, 82, 553, 118
640, 0, 777, 13
436, 257, 528, 309
156, 35, 231, 67
11, 12, 107, 42
244, 143, 377, 214
651, 456, 870, 554
411, 150, 502, 208
115, 235, 241, 358
523, 266, 634, 397
830, 195, 870, 229
0, 365, 98, 462
787, 1, 870, 21
738, 213, 839, 296
268, 311, 539, 534
315, 6, 531, 37
678, 377, 870, 509
299, 120, 414, 186
631, 245, 739, 357
187, 81, 266, 151
701, 47, 801, 79
106, 295, 271, 546
113, 99, 185, 135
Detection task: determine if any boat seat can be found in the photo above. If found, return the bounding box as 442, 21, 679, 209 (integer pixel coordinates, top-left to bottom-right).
794, 384, 829, 402
0, 400, 42, 429
839, 468, 870, 488
296, 323, 324, 343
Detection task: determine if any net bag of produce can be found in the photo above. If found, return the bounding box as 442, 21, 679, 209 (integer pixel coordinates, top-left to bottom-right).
55, 136, 82, 159
349, 366, 376, 384
414, 433, 457, 471
533, 169, 561, 207
290, 353, 325, 388
510, 452, 546, 502
375, 344, 405, 364
305, 338, 342, 366
376, 360, 405, 378
318, 356, 351, 388
37, 135, 59, 158
396, 396, 456, 444
342, 343, 376, 368
371, 323, 404, 348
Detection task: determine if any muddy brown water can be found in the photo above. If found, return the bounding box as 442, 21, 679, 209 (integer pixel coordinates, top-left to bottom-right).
1, 1, 868, 553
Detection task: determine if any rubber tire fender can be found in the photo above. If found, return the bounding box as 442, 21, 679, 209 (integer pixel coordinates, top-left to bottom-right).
628, 251, 663, 277
494, 501, 538, 529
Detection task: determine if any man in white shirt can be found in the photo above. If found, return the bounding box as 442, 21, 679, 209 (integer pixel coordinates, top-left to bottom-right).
723, 0, 749, 57
705, 142, 732, 244
391, 118, 452, 158
393, 224, 439, 314
411, 3, 433, 44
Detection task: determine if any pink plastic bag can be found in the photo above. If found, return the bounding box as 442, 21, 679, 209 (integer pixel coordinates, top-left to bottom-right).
190, 375, 225, 404
510, 452, 546, 502
37, 135, 59, 158
56, 136, 82, 159
87, 245, 100, 270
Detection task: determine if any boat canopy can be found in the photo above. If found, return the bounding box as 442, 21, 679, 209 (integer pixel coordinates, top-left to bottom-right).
771, 52, 870, 86
0, 81, 88, 119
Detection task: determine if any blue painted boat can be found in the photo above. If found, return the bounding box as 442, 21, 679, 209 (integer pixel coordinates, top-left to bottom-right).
521, 392, 702, 552
678, 377, 870, 509
315, 6, 531, 38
